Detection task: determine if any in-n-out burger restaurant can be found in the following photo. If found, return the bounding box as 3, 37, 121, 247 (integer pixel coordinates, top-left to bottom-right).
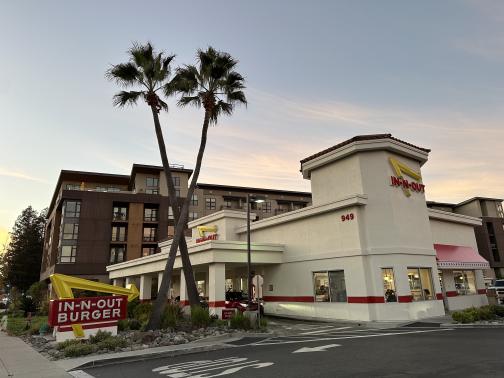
107, 134, 490, 322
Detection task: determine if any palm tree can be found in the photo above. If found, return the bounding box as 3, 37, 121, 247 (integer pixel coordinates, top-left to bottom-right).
106, 42, 200, 307
147, 47, 247, 330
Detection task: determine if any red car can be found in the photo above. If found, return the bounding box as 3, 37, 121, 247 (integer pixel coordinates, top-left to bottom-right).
225, 291, 264, 315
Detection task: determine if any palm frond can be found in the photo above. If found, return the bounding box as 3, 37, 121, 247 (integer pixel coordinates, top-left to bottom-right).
171, 65, 199, 95
226, 90, 247, 106
130, 42, 154, 71
158, 97, 169, 112
209, 100, 233, 124
112, 91, 144, 107
178, 96, 201, 108
106, 63, 141, 88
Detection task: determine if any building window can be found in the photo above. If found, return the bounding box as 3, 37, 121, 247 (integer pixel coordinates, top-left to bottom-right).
172, 176, 180, 187
382, 268, 397, 302
143, 227, 157, 242
108, 187, 121, 192
486, 222, 500, 262
189, 212, 198, 221
313, 271, 347, 302
262, 201, 271, 213
62, 223, 79, 240
454, 271, 477, 295
168, 207, 174, 220
191, 194, 198, 206
146, 177, 159, 187
142, 247, 156, 257
64, 201, 81, 218
224, 200, 232, 209
58, 245, 77, 263
497, 203, 504, 218
175, 189, 180, 198
110, 246, 125, 264
65, 184, 80, 190
407, 268, 435, 301
197, 280, 206, 296
112, 206, 128, 221
111, 226, 126, 242
206, 197, 216, 210
95, 186, 108, 192
144, 207, 158, 222
146, 188, 159, 194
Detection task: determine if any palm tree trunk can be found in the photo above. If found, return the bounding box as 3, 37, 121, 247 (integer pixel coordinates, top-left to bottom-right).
147, 111, 211, 330
150, 107, 200, 307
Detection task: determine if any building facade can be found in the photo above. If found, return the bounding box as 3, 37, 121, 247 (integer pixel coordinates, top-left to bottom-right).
107, 134, 490, 322
40, 165, 311, 282
428, 198, 504, 278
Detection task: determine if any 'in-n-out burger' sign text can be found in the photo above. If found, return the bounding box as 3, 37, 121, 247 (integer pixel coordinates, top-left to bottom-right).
388, 157, 425, 197
48, 295, 127, 327
196, 225, 218, 243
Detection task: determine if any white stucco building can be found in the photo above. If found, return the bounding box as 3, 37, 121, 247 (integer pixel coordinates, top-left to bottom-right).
107, 134, 490, 322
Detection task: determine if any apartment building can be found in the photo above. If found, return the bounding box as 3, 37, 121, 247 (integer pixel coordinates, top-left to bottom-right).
40, 164, 311, 282
427, 197, 504, 278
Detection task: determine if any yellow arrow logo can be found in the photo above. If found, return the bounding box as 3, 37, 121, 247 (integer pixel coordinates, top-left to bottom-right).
197, 225, 218, 237
389, 157, 423, 197
49, 273, 139, 337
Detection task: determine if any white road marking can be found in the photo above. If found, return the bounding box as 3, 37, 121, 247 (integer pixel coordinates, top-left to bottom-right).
253, 328, 454, 345
153, 357, 274, 377
68, 370, 95, 378
298, 326, 352, 335
292, 344, 341, 353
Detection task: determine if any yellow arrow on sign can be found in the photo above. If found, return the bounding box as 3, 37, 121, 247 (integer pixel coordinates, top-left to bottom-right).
49, 273, 139, 338
389, 157, 422, 197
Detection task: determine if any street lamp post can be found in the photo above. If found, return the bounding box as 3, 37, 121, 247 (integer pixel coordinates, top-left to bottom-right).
246, 194, 265, 309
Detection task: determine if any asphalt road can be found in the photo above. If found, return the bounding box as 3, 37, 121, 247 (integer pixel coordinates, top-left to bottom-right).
78, 326, 504, 378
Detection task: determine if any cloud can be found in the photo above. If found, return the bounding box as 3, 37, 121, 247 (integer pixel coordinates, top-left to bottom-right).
0, 167, 48, 183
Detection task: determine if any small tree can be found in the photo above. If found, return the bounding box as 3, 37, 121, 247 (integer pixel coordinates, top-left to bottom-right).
2, 207, 46, 292
147, 47, 247, 330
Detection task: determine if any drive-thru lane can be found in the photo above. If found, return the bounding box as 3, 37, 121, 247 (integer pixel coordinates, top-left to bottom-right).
76, 327, 504, 377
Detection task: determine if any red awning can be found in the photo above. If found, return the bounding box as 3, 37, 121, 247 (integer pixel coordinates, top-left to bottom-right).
434, 244, 490, 270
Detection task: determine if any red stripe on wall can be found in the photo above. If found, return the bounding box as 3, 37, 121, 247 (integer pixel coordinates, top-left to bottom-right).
57, 321, 118, 332
208, 301, 226, 307
477, 289, 487, 295
436, 293, 443, 300
398, 295, 413, 303
446, 291, 458, 297
347, 296, 385, 304
263, 296, 314, 303
180, 300, 190, 306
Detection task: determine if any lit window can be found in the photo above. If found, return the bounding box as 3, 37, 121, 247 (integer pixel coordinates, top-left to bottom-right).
58, 245, 77, 263
144, 207, 158, 222
313, 271, 347, 303
454, 271, 476, 295
146, 189, 159, 194
168, 207, 174, 220
143, 227, 157, 242
142, 247, 156, 257
108, 187, 120, 192
95, 186, 107, 192
64, 201, 81, 218
112, 206, 128, 221
110, 246, 126, 264
407, 268, 434, 301
205, 197, 216, 210
62, 223, 79, 240
111, 226, 126, 242
65, 184, 80, 190
382, 268, 397, 302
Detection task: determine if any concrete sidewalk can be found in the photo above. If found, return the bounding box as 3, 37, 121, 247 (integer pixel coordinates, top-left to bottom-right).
0, 331, 71, 378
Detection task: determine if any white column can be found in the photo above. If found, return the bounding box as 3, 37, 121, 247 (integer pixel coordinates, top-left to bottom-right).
113, 278, 124, 287
179, 269, 190, 314
140, 275, 152, 301
209, 263, 226, 317
125, 277, 133, 287
158, 272, 164, 291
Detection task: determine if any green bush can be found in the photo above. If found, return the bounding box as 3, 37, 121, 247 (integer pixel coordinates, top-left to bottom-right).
96, 336, 128, 351
451, 306, 503, 323
259, 318, 268, 329
27, 281, 48, 311
191, 306, 211, 328
128, 319, 142, 330
63, 343, 96, 357
38, 322, 51, 335
89, 330, 112, 344
127, 298, 140, 318
117, 319, 129, 331
20, 296, 36, 316
56, 339, 82, 351
132, 302, 152, 323
161, 304, 180, 329
229, 312, 251, 330
490, 305, 504, 317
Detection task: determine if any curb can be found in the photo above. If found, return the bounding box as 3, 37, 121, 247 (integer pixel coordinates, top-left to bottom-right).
440, 323, 504, 328
70, 343, 235, 370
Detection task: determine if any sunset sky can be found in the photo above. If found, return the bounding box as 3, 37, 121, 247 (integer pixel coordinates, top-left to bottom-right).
1, 0, 503, 241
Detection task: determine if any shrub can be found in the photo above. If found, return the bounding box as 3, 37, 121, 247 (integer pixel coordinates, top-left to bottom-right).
478, 306, 495, 321
128, 319, 142, 330
132, 303, 152, 323
490, 305, 504, 317
127, 298, 140, 318
161, 304, 182, 329
229, 312, 251, 330
20, 296, 36, 316
117, 319, 129, 332
38, 322, 51, 335
89, 330, 112, 344
63, 343, 96, 358
27, 281, 48, 311
191, 306, 211, 328
259, 318, 268, 329
57, 339, 82, 351
96, 336, 128, 351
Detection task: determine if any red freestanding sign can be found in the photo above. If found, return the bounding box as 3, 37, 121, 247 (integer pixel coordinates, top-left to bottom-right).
48, 295, 128, 327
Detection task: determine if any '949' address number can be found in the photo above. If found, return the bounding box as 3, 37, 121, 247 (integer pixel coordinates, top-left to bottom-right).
341, 213, 354, 222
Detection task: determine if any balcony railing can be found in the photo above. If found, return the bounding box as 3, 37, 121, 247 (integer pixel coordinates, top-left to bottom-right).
143, 236, 157, 242
112, 214, 128, 221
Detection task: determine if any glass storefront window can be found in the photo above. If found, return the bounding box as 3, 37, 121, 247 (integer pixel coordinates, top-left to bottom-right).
382, 268, 397, 302
197, 280, 206, 296
454, 270, 476, 295
408, 268, 434, 301
313, 271, 347, 302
